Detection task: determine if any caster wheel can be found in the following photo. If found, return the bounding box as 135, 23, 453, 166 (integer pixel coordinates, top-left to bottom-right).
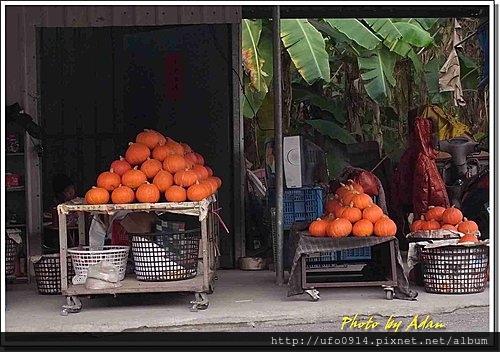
305, 289, 320, 302
197, 303, 209, 310
61, 309, 69, 316
385, 290, 394, 300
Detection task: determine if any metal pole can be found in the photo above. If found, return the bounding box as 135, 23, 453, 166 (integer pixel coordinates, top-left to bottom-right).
272, 5, 284, 285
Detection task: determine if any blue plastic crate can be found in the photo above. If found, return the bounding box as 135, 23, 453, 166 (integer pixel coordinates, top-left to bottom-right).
267, 187, 324, 230
306, 251, 338, 269
339, 246, 372, 261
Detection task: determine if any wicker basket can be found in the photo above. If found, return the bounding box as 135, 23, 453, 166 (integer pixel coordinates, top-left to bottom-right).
417, 244, 488, 294
5, 236, 18, 276
31, 254, 75, 295
131, 229, 200, 282
68, 246, 130, 282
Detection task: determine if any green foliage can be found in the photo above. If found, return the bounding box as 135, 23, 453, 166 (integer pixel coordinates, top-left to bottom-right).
304, 119, 356, 144
458, 51, 480, 90
259, 23, 274, 87
410, 18, 440, 30
280, 19, 331, 85
364, 18, 435, 57
357, 48, 398, 105
242, 74, 267, 119
241, 17, 483, 171
424, 56, 452, 106
242, 19, 268, 93
325, 19, 381, 50
393, 22, 434, 47
292, 87, 345, 123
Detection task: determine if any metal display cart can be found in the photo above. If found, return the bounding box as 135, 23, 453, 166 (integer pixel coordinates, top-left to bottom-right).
300, 238, 398, 301
287, 228, 414, 301
57, 196, 219, 315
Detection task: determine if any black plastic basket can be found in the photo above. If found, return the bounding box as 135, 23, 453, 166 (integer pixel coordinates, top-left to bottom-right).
417, 244, 488, 294
31, 254, 75, 295
130, 229, 201, 282
5, 236, 18, 276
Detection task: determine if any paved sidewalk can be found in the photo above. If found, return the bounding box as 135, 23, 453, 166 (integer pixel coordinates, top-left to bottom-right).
5, 269, 490, 332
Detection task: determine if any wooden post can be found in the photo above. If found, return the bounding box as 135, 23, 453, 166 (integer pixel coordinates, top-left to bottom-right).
78, 212, 86, 246
59, 210, 68, 291
202, 217, 209, 290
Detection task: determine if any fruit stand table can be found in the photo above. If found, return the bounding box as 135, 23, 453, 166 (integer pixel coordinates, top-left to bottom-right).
57, 196, 219, 314
287, 223, 418, 302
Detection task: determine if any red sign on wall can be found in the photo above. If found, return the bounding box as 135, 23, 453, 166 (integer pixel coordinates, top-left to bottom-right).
165, 53, 182, 100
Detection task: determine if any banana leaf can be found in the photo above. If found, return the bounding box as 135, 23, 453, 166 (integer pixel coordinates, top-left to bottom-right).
393, 22, 434, 47
280, 19, 330, 85
357, 48, 398, 105
324, 19, 381, 50
458, 51, 480, 90
424, 56, 452, 105
242, 19, 268, 92
258, 23, 274, 87
412, 18, 440, 30
305, 119, 356, 144
309, 19, 362, 56
242, 76, 267, 119
293, 88, 345, 124
364, 19, 403, 49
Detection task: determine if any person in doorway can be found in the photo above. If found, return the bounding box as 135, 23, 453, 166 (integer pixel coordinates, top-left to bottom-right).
52, 173, 77, 206
50, 173, 79, 228
43, 174, 79, 252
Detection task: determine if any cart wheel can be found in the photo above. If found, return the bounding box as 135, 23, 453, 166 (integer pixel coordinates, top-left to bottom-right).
385, 290, 394, 300
61, 296, 82, 314
190, 292, 209, 312
197, 302, 209, 310
305, 289, 320, 302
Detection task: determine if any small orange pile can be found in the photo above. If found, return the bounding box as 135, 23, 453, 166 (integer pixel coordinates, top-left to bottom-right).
84, 129, 222, 205
308, 180, 397, 238
410, 205, 479, 243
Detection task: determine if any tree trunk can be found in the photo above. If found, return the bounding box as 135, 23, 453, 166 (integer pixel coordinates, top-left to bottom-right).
345, 62, 363, 141
373, 103, 383, 155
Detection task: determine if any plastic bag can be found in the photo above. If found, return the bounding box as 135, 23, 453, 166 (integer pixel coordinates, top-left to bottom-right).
86, 261, 120, 283
85, 277, 122, 290
84, 261, 123, 290
89, 210, 131, 249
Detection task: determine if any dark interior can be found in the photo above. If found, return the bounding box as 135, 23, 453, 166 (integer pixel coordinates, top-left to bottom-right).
38, 24, 236, 267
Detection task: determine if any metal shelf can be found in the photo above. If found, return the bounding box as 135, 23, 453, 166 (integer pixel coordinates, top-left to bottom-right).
64, 274, 209, 296
6, 275, 29, 283
6, 152, 24, 156
6, 186, 25, 192
6, 223, 27, 228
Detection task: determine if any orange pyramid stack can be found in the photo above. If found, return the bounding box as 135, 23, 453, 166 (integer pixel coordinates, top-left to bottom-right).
84, 129, 222, 204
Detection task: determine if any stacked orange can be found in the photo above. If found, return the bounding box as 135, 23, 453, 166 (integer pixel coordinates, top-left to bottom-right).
308, 180, 397, 238
84, 129, 222, 205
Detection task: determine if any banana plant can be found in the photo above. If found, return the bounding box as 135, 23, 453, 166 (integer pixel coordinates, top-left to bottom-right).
280, 19, 331, 85
325, 18, 437, 105
241, 18, 330, 118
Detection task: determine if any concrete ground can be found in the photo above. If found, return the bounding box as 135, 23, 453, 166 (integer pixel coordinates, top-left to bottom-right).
5, 269, 490, 332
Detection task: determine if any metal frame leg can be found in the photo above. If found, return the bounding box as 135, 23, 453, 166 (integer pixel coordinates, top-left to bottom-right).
61, 296, 82, 316
190, 292, 209, 312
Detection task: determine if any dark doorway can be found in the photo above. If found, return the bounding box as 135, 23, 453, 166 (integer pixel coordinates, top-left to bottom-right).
39, 24, 236, 267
